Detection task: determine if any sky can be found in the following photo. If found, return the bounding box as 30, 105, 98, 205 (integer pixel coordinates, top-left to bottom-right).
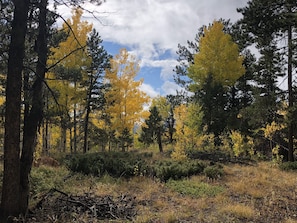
57, 0, 249, 98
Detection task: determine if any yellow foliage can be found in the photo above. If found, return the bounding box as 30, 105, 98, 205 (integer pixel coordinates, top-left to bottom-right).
188, 21, 245, 89
173, 103, 207, 158
0, 74, 6, 106
0, 95, 5, 106
230, 130, 245, 157
89, 111, 106, 129
151, 96, 170, 120
171, 141, 188, 161
195, 132, 215, 151
263, 121, 285, 140
47, 8, 92, 111
230, 130, 254, 157
104, 48, 149, 136
49, 8, 92, 69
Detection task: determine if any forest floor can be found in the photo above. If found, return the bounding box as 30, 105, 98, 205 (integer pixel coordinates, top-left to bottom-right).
1, 153, 297, 223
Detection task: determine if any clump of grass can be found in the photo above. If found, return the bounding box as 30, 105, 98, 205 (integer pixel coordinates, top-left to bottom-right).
161, 211, 179, 223
219, 203, 256, 220
166, 179, 224, 198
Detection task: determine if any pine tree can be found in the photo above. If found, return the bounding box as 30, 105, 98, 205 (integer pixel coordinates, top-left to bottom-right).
139, 106, 164, 152
237, 0, 297, 161
188, 21, 245, 136
82, 29, 111, 153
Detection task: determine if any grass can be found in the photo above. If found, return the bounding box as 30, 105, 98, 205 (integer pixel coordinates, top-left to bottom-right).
1, 152, 297, 222
219, 203, 256, 220
166, 178, 224, 198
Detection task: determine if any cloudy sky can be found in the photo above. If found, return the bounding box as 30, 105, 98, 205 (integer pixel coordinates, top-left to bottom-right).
58, 0, 249, 97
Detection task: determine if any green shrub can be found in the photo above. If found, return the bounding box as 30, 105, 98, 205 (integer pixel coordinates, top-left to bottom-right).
203, 164, 224, 179
166, 179, 224, 197
152, 160, 205, 182
186, 149, 231, 163
66, 152, 215, 181
65, 151, 151, 178
30, 166, 69, 195
279, 161, 297, 171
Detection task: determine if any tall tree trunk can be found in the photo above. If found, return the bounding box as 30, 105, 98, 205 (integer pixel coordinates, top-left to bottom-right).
42, 119, 50, 155
73, 102, 77, 153
168, 110, 175, 143
19, 0, 48, 214
42, 92, 50, 155
83, 104, 91, 153
83, 77, 93, 153
157, 128, 163, 153
287, 23, 294, 162
0, 0, 29, 220
59, 124, 65, 152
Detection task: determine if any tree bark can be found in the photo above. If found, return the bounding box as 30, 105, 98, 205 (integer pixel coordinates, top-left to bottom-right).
83, 103, 91, 153
157, 128, 163, 153
83, 77, 93, 153
20, 0, 48, 214
0, 0, 29, 219
287, 23, 294, 162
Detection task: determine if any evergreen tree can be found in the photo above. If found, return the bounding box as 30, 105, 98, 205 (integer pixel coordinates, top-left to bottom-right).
237, 0, 297, 161
118, 127, 133, 152
82, 28, 111, 153
139, 106, 164, 152
175, 20, 255, 137
1, 0, 105, 218
187, 21, 245, 137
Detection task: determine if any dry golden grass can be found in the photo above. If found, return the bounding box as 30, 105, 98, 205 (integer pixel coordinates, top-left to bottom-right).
224, 162, 297, 199
219, 203, 256, 219
284, 219, 297, 223
57, 161, 297, 222
3, 158, 296, 222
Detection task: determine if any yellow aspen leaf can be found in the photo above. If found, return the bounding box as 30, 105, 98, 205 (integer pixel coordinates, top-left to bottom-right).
105, 48, 150, 136
188, 21, 245, 89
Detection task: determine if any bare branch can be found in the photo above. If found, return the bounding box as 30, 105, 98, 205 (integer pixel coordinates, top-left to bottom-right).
49, 9, 84, 49
46, 45, 86, 71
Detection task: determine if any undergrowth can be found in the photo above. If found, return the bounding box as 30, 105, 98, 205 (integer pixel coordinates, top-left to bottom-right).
279, 161, 297, 171
2, 149, 297, 222
166, 179, 224, 198
65, 151, 209, 181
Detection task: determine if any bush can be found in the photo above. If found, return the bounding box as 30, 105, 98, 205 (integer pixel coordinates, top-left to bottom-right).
152, 159, 205, 182
66, 152, 222, 182
186, 150, 231, 163
279, 161, 297, 171
203, 164, 224, 179
65, 152, 151, 178
30, 166, 68, 195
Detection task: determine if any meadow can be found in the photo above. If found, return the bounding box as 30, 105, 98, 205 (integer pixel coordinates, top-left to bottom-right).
1, 149, 297, 223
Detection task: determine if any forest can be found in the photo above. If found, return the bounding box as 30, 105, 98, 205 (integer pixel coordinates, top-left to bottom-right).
0, 0, 297, 222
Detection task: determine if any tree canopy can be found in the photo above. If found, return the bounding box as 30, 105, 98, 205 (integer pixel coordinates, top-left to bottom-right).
188, 21, 245, 90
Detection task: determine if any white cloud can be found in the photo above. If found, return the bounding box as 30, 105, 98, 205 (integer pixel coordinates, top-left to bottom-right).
55, 0, 249, 95
139, 83, 160, 98
141, 58, 178, 81
161, 81, 184, 96
85, 0, 247, 57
